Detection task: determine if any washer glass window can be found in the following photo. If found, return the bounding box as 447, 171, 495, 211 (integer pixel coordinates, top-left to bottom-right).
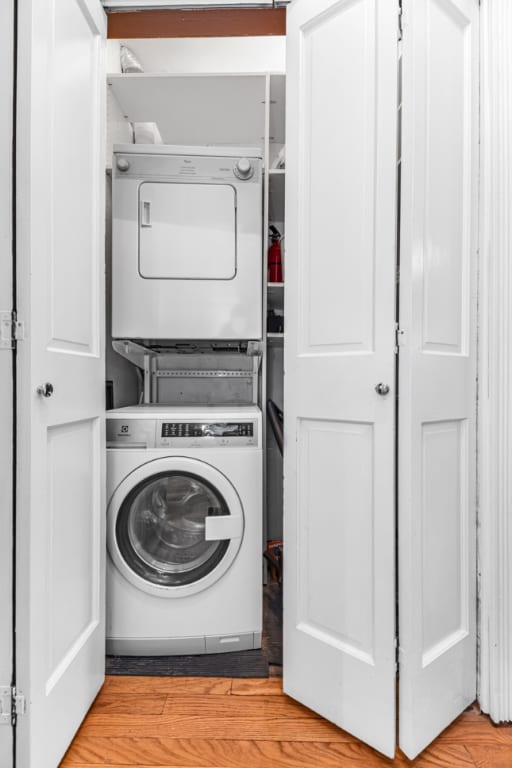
116, 471, 230, 587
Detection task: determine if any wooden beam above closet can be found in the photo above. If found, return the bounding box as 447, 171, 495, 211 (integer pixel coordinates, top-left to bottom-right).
107, 8, 286, 38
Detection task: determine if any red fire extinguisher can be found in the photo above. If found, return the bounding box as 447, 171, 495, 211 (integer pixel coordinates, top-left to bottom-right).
268, 225, 283, 283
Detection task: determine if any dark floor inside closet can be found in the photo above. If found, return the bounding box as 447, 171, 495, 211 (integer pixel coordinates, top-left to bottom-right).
105, 582, 282, 678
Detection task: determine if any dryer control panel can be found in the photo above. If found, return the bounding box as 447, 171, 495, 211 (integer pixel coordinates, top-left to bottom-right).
107, 418, 259, 449
114, 152, 261, 184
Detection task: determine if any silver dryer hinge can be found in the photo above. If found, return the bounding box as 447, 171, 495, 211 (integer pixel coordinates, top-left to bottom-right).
0, 311, 25, 349
0, 686, 26, 726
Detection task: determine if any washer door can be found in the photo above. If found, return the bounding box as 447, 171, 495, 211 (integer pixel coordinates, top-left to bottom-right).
108, 457, 244, 598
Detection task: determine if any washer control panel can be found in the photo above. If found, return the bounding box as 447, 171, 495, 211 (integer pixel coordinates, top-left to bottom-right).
158, 421, 256, 447
107, 418, 258, 448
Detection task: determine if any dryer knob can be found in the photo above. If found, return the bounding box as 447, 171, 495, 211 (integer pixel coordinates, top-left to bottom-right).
234, 158, 254, 180
116, 157, 130, 172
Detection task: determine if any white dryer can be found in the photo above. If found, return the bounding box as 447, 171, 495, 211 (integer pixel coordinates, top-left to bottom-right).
106, 405, 262, 655
112, 145, 263, 341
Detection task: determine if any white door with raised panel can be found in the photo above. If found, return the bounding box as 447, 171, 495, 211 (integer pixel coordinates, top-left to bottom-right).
15, 0, 107, 766
0, 1, 14, 766
398, 0, 479, 758
283, 0, 398, 757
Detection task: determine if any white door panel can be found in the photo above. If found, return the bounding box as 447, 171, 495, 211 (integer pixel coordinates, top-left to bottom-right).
16, 0, 107, 766
398, 0, 479, 758
284, 0, 398, 757
0, 2, 14, 766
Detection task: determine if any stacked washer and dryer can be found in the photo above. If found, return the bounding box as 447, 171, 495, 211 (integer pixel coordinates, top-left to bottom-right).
107, 145, 264, 655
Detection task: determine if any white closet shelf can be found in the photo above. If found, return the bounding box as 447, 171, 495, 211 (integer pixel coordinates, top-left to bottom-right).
107, 72, 267, 148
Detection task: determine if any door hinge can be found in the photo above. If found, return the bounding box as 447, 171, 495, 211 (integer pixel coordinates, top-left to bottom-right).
395, 323, 405, 353
0, 686, 26, 726
396, 639, 403, 675
0, 311, 25, 349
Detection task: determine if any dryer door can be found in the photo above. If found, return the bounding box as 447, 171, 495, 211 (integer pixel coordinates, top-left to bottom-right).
108, 457, 244, 598
138, 182, 237, 280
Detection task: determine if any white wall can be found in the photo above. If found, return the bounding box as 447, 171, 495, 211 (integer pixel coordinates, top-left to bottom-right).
107, 36, 285, 74
0, 1, 13, 765
478, 0, 512, 723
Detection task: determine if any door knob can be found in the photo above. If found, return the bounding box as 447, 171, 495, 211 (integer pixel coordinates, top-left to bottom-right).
375, 382, 390, 396
37, 382, 54, 398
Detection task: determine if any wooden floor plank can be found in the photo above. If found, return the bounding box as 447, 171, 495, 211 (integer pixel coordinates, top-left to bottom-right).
82, 696, 350, 742
465, 745, 512, 768
61, 737, 401, 767
77, 714, 348, 742
59, 740, 481, 768
231, 678, 283, 696
160, 693, 318, 718
435, 718, 512, 746
89, 693, 167, 715
395, 746, 476, 767
101, 676, 232, 696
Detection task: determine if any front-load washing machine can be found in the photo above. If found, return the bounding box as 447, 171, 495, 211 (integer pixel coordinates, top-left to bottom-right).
106, 405, 262, 655
112, 145, 263, 341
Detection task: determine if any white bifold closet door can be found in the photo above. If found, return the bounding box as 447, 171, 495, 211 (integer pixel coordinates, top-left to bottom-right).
283, 0, 399, 758
15, 1, 107, 767
284, 0, 479, 759
398, 0, 479, 759
0, 1, 14, 766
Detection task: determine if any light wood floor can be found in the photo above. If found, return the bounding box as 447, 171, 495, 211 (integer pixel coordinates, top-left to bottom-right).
61, 676, 511, 768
